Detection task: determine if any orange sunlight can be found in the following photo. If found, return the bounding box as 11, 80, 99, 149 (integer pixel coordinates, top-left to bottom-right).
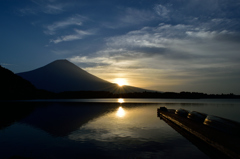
113, 78, 129, 87
118, 98, 124, 103
116, 106, 126, 118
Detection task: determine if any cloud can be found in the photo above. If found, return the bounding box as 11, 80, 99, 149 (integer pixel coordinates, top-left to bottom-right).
120, 8, 156, 25
50, 29, 93, 44
19, 0, 68, 15
43, 14, 93, 44
105, 23, 240, 60
102, 7, 157, 29
69, 56, 112, 66
42, 3, 64, 14
68, 21, 240, 92
31, 0, 71, 14
152, 0, 240, 32
68, 48, 149, 72
44, 14, 86, 35
71, 23, 240, 70
104, 24, 192, 57
154, 4, 170, 19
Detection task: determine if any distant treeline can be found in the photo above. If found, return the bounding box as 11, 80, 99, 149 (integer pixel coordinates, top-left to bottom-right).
119, 91, 240, 99
55, 91, 240, 99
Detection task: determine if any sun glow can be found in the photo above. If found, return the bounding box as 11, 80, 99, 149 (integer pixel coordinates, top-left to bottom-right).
118, 98, 124, 103
113, 78, 128, 87
116, 106, 126, 118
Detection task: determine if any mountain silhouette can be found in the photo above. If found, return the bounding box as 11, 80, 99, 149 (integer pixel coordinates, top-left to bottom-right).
17, 59, 147, 93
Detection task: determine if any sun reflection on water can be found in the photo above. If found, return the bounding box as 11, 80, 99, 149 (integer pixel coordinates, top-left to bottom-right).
116, 107, 126, 118
118, 98, 124, 103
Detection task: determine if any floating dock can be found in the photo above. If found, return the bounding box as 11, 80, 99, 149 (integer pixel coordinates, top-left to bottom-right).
157, 107, 240, 159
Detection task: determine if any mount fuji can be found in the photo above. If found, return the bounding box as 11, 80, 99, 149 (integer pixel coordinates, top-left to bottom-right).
17, 59, 148, 93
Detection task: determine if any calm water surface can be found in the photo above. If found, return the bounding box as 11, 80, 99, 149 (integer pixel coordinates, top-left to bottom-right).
1, 98, 240, 159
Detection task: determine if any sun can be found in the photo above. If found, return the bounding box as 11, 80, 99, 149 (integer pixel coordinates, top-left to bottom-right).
117, 81, 124, 87
113, 78, 128, 87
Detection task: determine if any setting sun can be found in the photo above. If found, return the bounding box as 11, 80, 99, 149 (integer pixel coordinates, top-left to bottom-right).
113, 78, 129, 87
117, 81, 124, 86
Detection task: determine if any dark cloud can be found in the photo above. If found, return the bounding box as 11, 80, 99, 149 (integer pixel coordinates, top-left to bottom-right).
214, 32, 240, 43
76, 62, 110, 68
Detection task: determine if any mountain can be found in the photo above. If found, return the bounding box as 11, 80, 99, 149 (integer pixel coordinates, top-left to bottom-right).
0, 65, 37, 99
17, 59, 147, 93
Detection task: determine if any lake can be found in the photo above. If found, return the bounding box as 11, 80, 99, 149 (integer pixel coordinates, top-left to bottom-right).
1, 98, 240, 159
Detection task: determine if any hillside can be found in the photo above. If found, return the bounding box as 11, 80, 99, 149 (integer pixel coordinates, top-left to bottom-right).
0, 65, 37, 99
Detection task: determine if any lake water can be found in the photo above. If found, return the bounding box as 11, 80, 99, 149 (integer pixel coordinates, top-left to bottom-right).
0, 98, 240, 159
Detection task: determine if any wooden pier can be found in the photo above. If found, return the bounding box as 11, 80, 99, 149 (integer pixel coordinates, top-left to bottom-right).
157, 107, 240, 159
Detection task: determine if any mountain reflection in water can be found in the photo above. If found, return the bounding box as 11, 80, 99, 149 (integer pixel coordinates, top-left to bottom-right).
21, 102, 118, 137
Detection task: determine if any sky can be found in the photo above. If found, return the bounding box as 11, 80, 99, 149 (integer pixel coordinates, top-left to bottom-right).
1, 0, 240, 94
